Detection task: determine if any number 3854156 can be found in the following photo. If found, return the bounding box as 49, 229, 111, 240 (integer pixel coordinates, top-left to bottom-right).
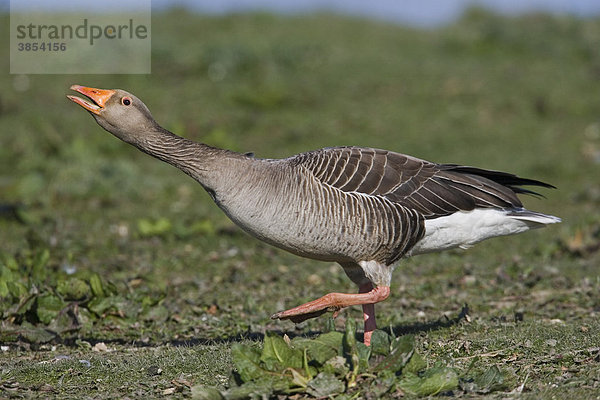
17, 42, 66, 51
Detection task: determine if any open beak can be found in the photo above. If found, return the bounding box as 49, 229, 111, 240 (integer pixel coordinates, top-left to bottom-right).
67, 85, 115, 115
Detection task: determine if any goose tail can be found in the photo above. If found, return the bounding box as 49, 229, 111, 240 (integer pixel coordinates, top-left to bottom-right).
507, 208, 562, 228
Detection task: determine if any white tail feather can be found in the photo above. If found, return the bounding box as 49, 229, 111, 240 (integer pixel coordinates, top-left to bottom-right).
507, 209, 562, 227
409, 208, 561, 256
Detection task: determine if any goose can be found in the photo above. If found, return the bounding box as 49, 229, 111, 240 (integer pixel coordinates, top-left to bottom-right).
67, 85, 561, 346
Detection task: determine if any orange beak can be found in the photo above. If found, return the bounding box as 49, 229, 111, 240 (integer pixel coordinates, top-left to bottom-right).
67, 85, 116, 115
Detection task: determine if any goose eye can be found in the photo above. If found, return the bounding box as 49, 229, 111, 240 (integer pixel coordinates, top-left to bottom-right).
121, 97, 132, 106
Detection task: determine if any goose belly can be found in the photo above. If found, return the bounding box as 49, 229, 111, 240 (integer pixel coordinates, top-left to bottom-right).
216, 194, 367, 262
213, 176, 415, 263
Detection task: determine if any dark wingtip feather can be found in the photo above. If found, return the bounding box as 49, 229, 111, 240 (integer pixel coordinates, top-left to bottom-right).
508, 186, 547, 198
441, 165, 556, 196
506, 177, 556, 190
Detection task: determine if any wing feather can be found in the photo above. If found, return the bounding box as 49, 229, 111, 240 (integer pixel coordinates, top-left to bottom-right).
291, 146, 553, 219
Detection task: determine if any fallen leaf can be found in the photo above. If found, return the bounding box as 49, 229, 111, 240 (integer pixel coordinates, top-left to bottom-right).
93, 342, 108, 352
162, 387, 176, 395
128, 278, 143, 288
207, 304, 218, 315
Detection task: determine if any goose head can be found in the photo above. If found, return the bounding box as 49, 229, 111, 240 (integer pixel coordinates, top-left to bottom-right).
67, 84, 158, 144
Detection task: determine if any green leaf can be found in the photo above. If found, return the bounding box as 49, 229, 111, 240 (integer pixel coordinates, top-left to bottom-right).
36, 294, 66, 324
370, 329, 391, 355
343, 318, 359, 387
16, 295, 36, 315
356, 341, 371, 372
1, 254, 19, 271
301, 348, 319, 380
87, 297, 113, 316
473, 365, 505, 393
292, 331, 343, 365
141, 304, 170, 323
369, 369, 397, 397
306, 372, 345, 397
0, 323, 20, 342
231, 343, 265, 382
0, 279, 9, 298
89, 273, 105, 297
225, 380, 275, 400
227, 374, 292, 399
324, 317, 336, 332
57, 278, 91, 301
373, 335, 415, 373
20, 325, 56, 343
343, 317, 357, 355
0, 265, 17, 298
190, 385, 225, 400
48, 307, 79, 334
403, 349, 427, 374
261, 332, 302, 371
7, 281, 28, 299
398, 366, 459, 396
75, 307, 96, 332
322, 356, 350, 376
290, 368, 309, 388
31, 249, 50, 282
87, 296, 138, 318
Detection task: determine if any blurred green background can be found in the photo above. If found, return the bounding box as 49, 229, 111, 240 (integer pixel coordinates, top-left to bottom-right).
1, 8, 599, 397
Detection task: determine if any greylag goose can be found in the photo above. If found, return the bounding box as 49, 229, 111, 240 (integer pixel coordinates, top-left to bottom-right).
67, 85, 561, 345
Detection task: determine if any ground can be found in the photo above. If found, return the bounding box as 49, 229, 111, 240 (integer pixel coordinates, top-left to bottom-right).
1, 8, 599, 399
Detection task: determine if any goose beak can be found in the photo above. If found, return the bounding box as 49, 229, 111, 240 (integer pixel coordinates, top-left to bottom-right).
67, 84, 115, 115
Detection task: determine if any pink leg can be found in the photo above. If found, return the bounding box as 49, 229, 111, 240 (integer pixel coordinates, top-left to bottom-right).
359, 283, 377, 346
271, 285, 390, 345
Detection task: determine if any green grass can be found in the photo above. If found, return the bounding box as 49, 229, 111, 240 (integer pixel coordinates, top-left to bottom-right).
1, 8, 600, 398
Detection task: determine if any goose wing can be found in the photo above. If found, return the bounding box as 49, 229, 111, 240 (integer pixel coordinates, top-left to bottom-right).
293, 146, 553, 219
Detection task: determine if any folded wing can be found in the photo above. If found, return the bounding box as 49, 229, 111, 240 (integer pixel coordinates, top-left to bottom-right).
293, 146, 554, 219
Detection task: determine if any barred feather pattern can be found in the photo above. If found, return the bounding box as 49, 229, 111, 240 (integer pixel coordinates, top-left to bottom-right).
291, 146, 553, 219
208, 158, 425, 268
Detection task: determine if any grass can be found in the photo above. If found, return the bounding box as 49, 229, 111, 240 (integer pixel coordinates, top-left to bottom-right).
1, 7, 600, 398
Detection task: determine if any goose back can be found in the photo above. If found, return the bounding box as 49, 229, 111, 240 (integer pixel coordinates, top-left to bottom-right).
291, 146, 553, 219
